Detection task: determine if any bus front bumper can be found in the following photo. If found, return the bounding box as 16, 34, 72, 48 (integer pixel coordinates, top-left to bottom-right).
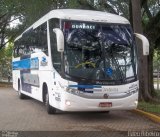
59, 92, 138, 112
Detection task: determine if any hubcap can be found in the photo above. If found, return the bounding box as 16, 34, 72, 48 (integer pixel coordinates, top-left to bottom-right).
18, 89, 21, 96
45, 93, 49, 106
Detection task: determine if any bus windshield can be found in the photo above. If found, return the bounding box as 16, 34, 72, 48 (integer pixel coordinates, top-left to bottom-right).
63, 21, 137, 84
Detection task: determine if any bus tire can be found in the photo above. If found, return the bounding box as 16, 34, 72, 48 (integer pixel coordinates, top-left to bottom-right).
43, 85, 56, 114
18, 79, 26, 99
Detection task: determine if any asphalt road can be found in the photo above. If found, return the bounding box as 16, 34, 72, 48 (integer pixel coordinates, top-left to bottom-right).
0, 87, 160, 136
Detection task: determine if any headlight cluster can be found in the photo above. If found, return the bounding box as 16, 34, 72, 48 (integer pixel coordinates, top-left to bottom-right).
66, 87, 81, 95
126, 88, 139, 94
58, 82, 81, 95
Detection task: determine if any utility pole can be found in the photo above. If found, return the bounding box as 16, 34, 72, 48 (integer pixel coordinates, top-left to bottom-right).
130, 0, 149, 101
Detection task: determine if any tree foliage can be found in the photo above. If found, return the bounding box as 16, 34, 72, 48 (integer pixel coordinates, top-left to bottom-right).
0, 0, 160, 101
0, 42, 13, 80
0, 0, 25, 50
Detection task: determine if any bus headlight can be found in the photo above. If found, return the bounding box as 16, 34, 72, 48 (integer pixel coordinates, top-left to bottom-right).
127, 88, 139, 94
66, 87, 80, 95
65, 100, 71, 106
134, 100, 138, 106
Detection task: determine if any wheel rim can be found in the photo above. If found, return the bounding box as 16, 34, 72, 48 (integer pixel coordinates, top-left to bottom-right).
18, 84, 21, 96
18, 90, 20, 96
45, 93, 49, 106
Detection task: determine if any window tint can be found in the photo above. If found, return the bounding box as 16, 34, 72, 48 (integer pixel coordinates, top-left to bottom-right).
49, 18, 61, 72
33, 23, 48, 55
14, 22, 48, 57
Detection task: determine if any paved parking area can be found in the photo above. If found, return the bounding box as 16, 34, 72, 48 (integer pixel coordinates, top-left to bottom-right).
0, 87, 160, 134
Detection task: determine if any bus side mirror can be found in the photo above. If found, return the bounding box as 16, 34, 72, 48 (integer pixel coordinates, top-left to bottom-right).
134, 33, 149, 55
53, 28, 64, 52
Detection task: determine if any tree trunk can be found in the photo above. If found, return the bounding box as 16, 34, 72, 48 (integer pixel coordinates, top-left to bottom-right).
130, 0, 150, 101
148, 46, 155, 95
157, 70, 159, 90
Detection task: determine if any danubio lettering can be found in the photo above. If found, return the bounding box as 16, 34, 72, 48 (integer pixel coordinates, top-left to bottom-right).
72, 23, 95, 29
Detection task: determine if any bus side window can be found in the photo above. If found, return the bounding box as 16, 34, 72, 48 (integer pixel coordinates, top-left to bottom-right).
14, 42, 19, 58
33, 23, 48, 55
49, 18, 61, 73
13, 47, 19, 58
14, 40, 24, 57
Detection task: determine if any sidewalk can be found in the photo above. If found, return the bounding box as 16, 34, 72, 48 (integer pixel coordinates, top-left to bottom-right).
0, 80, 12, 87
0, 79, 12, 83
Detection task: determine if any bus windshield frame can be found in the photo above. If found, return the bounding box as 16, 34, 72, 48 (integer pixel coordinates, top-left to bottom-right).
61, 20, 137, 85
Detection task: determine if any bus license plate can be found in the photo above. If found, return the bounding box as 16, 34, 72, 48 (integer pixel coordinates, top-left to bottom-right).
99, 102, 112, 107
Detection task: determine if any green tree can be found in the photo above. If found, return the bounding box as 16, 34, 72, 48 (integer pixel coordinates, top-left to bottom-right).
0, 0, 25, 50
0, 42, 13, 81
86, 0, 160, 101
153, 50, 160, 90
1, 0, 160, 100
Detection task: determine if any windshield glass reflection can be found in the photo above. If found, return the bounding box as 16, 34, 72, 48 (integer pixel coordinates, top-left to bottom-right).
63, 21, 137, 84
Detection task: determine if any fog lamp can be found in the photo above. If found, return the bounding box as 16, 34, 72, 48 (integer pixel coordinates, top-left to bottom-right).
134, 100, 138, 106
65, 100, 71, 106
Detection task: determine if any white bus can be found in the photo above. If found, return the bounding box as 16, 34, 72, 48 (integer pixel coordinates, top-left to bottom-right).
12, 9, 149, 114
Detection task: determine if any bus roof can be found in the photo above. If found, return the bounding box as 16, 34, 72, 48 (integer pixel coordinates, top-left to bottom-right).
15, 9, 130, 41
39, 9, 129, 25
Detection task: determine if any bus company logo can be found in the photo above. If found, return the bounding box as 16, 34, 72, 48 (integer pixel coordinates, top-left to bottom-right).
40, 57, 48, 66
108, 88, 118, 92
103, 94, 109, 99
103, 87, 118, 92
72, 23, 96, 30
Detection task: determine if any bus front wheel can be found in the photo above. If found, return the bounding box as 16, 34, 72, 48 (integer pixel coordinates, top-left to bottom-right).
44, 86, 57, 114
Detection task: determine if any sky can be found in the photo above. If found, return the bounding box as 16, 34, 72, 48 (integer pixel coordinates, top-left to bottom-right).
9, 16, 21, 28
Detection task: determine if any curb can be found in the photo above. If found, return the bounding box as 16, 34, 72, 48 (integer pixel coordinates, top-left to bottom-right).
132, 109, 160, 124
0, 83, 12, 87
